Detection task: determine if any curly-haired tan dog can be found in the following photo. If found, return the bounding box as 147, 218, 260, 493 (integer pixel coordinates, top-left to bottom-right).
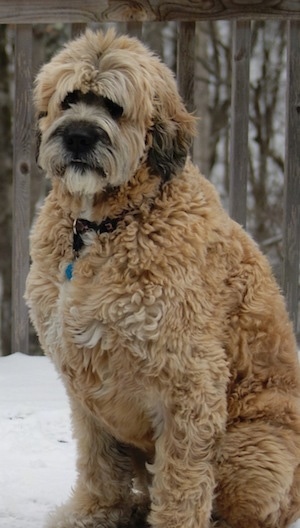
25, 29, 300, 528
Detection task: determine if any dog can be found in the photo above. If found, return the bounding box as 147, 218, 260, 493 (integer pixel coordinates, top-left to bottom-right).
25, 29, 300, 528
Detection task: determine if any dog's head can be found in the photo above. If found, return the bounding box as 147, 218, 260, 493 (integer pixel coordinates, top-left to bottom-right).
35, 29, 196, 196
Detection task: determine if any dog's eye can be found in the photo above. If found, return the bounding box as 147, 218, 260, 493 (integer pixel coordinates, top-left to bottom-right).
103, 98, 123, 119
38, 111, 48, 120
61, 91, 81, 110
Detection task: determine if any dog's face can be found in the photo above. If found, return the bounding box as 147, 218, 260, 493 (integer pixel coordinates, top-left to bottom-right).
35, 29, 196, 196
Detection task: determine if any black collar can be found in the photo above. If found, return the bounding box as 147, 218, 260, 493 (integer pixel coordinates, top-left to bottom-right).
71, 177, 164, 258
72, 215, 125, 257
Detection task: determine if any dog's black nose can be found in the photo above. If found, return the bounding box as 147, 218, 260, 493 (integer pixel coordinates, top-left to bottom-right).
63, 122, 110, 157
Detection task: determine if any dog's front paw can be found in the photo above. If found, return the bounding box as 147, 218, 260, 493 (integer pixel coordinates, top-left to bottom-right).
44, 505, 130, 528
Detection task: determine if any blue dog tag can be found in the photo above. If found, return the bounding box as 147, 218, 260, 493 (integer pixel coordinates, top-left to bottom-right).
65, 262, 74, 281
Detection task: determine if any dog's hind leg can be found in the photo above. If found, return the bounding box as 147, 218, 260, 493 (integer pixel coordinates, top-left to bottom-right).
44, 402, 136, 528
214, 421, 300, 528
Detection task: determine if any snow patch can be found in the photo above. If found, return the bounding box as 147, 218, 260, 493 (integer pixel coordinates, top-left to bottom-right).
0, 353, 76, 528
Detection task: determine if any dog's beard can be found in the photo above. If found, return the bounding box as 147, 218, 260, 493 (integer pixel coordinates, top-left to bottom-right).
62, 165, 108, 196
39, 137, 113, 196
38, 104, 146, 196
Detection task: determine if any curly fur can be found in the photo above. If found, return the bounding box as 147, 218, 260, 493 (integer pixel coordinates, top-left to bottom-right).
25, 29, 300, 528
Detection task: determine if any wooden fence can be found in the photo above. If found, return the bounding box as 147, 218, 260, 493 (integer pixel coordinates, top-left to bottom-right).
2, 1, 299, 353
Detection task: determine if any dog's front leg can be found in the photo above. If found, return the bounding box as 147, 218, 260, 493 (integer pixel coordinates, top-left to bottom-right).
147, 355, 228, 528
44, 400, 135, 528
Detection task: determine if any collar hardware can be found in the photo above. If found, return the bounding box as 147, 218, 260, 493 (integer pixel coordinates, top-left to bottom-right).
72, 215, 125, 257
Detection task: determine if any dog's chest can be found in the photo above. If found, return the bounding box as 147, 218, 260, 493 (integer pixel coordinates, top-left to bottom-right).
32, 205, 165, 450
60, 344, 154, 450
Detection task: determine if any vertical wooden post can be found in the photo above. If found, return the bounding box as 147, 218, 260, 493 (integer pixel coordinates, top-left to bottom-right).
12, 25, 32, 354
177, 21, 196, 114
282, 20, 300, 333
193, 23, 210, 176
126, 22, 143, 39
229, 20, 251, 227
71, 23, 86, 38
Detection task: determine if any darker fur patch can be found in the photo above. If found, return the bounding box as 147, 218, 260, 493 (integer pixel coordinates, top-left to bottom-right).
117, 504, 150, 528
147, 121, 191, 181
61, 90, 123, 119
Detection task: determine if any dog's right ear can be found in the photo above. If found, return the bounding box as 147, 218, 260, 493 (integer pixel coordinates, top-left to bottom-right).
35, 127, 42, 164
35, 112, 47, 165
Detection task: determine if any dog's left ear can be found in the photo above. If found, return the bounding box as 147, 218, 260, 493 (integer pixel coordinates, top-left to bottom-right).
147, 88, 196, 181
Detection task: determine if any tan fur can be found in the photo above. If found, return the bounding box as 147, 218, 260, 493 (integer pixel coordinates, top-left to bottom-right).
26, 29, 300, 528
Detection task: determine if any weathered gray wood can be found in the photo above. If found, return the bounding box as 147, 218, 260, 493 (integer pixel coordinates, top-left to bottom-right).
0, 1, 299, 24
71, 23, 87, 38
126, 22, 143, 39
229, 20, 251, 227
12, 25, 32, 353
177, 21, 196, 114
282, 20, 300, 333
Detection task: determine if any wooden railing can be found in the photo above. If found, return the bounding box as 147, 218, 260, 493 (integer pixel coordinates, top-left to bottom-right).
2, 1, 299, 353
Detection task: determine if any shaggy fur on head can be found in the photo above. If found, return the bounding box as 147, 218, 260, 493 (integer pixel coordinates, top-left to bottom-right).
26, 29, 300, 528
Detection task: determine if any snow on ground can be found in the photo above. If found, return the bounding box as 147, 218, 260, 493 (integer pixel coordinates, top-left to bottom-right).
0, 352, 299, 528
0, 353, 76, 528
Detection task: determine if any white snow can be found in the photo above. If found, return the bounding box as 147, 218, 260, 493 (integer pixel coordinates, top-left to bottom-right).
0, 353, 76, 528
0, 352, 299, 528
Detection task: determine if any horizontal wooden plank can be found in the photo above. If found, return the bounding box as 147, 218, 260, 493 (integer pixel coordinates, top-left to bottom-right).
0, 0, 299, 23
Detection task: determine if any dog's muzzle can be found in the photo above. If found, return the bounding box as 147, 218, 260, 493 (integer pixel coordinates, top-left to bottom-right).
49, 120, 111, 177
63, 121, 111, 158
